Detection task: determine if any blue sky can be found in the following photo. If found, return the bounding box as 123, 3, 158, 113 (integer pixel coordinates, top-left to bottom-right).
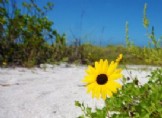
21, 0, 162, 46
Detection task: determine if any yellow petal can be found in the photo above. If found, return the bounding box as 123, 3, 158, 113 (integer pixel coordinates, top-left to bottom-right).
106, 81, 122, 93
107, 61, 118, 75
106, 82, 117, 93
99, 59, 104, 72
110, 81, 122, 89
106, 89, 113, 97
102, 60, 108, 73
114, 68, 122, 73
99, 59, 104, 65
95, 86, 101, 99
116, 54, 123, 62
101, 85, 107, 100
95, 61, 100, 74
87, 83, 95, 93
91, 83, 102, 99
86, 65, 96, 74
109, 71, 123, 81
82, 75, 96, 83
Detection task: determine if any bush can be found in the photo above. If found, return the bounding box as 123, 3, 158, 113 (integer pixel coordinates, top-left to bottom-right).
76, 68, 162, 118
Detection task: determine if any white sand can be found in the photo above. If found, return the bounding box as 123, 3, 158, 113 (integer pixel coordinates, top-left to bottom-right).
0, 64, 159, 118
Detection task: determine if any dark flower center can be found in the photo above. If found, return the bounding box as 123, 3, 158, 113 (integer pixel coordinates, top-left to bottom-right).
96, 74, 108, 85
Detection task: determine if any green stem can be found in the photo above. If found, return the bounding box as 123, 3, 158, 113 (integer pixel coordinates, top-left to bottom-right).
105, 99, 110, 118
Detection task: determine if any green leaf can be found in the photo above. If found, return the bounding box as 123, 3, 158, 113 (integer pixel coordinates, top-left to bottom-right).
75, 101, 81, 107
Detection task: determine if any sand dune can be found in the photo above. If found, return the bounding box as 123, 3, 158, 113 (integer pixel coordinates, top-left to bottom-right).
0, 64, 158, 118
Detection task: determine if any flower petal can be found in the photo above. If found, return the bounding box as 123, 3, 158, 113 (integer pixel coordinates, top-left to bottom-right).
109, 69, 123, 80
86, 65, 96, 74
107, 61, 118, 75
102, 60, 108, 73
106, 89, 113, 97
86, 83, 96, 93
92, 84, 100, 98
106, 81, 122, 93
82, 75, 96, 83
101, 85, 107, 100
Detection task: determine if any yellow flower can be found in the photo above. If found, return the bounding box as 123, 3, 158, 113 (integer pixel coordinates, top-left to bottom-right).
116, 54, 122, 62
82, 54, 123, 100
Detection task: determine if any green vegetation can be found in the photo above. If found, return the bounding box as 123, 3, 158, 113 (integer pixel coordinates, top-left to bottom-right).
127, 3, 162, 66
76, 68, 162, 118
80, 44, 150, 65
0, 0, 68, 67
0, 1, 162, 67
1, 1, 162, 117
75, 3, 162, 118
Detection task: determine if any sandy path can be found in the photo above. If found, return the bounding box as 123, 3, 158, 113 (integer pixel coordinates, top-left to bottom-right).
0, 64, 158, 118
